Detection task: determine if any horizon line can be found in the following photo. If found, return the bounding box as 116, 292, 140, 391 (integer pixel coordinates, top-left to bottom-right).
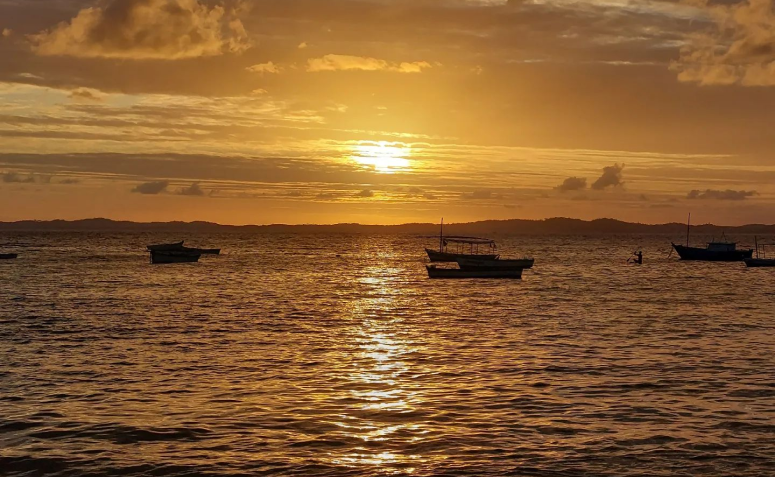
1, 216, 774, 229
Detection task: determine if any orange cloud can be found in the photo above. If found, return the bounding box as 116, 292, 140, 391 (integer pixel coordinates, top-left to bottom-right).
307, 54, 432, 73
591, 164, 625, 190
30, 0, 250, 60
673, 0, 775, 86
246, 62, 282, 74
69, 88, 105, 102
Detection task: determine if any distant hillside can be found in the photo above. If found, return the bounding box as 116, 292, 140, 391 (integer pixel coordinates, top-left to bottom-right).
1, 217, 774, 236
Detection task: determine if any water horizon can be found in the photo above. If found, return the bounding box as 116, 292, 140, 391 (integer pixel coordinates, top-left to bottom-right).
2, 232, 774, 476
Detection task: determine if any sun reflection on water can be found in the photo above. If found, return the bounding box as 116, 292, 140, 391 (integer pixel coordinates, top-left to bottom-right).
325, 260, 429, 473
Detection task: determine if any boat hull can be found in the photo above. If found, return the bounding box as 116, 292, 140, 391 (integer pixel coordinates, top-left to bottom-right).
150, 251, 201, 264
672, 244, 752, 262
426, 265, 522, 279
456, 257, 534, 270
147, 242, 220, 255
186, 248, 220, 255
425, 249, 498, 262
0, 253, 18, 260
147, 241, 185, 252
745, 258, 775, 268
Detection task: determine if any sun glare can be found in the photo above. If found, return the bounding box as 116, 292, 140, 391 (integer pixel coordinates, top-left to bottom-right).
352, 142, 410, 173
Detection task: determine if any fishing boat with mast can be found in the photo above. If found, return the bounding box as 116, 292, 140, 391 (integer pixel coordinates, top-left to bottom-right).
425, 219, 499, 262
671, 214, 753, 262
744, 237, 775, 268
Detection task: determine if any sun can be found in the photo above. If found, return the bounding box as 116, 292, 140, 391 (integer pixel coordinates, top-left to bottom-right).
351, 141, 410, 173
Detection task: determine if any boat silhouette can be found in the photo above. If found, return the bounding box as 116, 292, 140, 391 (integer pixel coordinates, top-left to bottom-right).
744, 237, 775, 267
671, 214, 752, 262
150, 250, 201, 264
426, 265, 523, 279
425, 218, 498, 262
146, 241, 221, 255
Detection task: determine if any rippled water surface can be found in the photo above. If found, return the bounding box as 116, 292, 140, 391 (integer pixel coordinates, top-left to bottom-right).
2, 232, 775, 476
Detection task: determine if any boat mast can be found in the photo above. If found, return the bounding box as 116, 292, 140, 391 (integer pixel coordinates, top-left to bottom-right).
686, 213, 691, 247
439, 218, 444, 253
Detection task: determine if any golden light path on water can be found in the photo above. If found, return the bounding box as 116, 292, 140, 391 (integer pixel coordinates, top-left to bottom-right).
328, 257, 432, 473
351, 141, 412, 173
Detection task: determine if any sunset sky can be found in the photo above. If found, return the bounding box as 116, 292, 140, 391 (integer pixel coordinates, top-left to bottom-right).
1, 0, 775, 225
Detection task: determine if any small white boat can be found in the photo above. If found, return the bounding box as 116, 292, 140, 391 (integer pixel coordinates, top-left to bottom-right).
456, 257, 534, 270
426, 265, 522, 279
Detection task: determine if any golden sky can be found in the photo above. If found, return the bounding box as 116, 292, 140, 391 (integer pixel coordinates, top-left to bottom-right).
1, 0, 775, 225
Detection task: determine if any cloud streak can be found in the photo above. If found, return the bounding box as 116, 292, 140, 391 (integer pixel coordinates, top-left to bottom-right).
687, 189, 758, 200
307, 55, 432, 73
246, 62, 281, 75
2, 172, 36, 183
132, 180, 169, 194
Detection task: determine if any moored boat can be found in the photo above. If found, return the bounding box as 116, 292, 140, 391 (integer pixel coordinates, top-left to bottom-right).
147, 241, 185, 252
0, 253, 18, 260
456, 257, 534, 270
671, 243, 752, 262
426, 248, 498, 262
150, 250, 201, 264
671, 214, 752, 262
426, 265, 522, 279
744, 238, 775, 267
190, 247, 220, 255
425, 218, 498, 262
744, 258, 775, 268
147, 241, 220, 255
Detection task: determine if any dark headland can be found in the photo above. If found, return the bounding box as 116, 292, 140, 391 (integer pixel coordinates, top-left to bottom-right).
1, 218, 774, 235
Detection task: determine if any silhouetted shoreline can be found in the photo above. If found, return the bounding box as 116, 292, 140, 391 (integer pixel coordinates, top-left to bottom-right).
1, 217, 774, 235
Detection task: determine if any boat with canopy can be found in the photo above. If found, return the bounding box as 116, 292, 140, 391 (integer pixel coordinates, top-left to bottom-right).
425, 219, 498, 262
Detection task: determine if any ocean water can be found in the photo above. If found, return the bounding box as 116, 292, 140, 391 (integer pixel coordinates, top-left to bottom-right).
1, 232, 774, 476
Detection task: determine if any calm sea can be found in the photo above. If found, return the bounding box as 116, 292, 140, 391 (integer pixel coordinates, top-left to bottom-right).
1, 233, 774, 476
